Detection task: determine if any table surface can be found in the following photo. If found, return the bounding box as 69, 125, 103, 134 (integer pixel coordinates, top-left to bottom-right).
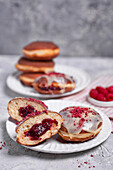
0, 55, 113, 170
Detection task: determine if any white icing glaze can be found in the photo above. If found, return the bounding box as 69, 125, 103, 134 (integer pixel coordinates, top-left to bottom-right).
36, 74, 74, 84
60, 106, 103, 134
34, 73, 75, 94
44, 75, 66, 85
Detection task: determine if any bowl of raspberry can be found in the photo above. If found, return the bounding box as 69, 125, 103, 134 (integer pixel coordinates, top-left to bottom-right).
88, 86, 113, 107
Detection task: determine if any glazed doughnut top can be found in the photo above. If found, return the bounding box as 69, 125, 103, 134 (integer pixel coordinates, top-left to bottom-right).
60, 106, 103, 134
34, 72, 75, 93
35, 72, 74, 83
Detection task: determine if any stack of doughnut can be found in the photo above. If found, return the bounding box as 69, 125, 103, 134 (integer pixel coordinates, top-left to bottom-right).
7, 97, 103, 146
15, 41, 76, 95
15, 41, 59, 87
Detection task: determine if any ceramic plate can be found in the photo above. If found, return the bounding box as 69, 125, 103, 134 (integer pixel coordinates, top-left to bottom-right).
6, 64, 91, 99
88, 95, 113, 107
6, 100, 112, 154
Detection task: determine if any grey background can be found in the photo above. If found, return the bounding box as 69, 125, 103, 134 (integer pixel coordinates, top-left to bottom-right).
0, 0, 113, 57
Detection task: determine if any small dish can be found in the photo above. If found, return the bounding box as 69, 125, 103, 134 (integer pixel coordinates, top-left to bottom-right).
88, 95, 113, 107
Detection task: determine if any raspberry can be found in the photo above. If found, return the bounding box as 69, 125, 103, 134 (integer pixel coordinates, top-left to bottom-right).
96, 94, 106, 101
89, 89, 99, 99
106, 86, 113, 93
106, 93, 113, 101
96, 86, 108, 96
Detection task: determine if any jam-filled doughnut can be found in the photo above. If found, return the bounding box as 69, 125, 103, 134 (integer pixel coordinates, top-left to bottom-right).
58, 106, 103, 142
15, 57, 55, 73
33, 72, 75, 94
7, 97, 48, 122
22, 41, 59, 60
16, 110, 63, 146
19, 72, 44, 87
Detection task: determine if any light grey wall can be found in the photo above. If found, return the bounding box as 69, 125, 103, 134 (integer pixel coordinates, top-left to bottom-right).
0, 0, 113, 57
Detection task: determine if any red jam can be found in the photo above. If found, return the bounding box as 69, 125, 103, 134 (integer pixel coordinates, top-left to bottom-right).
21, 110, 47, 123
19, 105, 38, 117
40, 86, 61, 91
25, 118, 58, 140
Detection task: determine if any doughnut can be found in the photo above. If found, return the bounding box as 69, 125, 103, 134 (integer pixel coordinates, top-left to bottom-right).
22, 41, 59, 60
19, 72, 44, 87
7, 97, 48, 122
15, 57, 55, 73
33, 72, 75, 94
58, 106, 103, 142
16, 110, 63, 146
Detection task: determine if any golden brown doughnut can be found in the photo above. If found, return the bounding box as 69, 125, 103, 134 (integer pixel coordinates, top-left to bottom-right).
15, 57, 55, 73
7, 97, 48, 122
19, 72, 44, 87
58, 106, 103, 142
33, 72, 75, 94
16, 110, 63, 146
23, 41, 59, 60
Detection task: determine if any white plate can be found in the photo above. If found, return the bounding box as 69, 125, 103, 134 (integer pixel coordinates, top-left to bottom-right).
88, 95, 113, 107
6, 100, 112, 154
6, 64, 91, 99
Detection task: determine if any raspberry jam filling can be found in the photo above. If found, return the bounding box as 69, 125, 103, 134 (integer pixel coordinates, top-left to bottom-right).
25, 118, 58, 140
35, 72, 75, 92
19, 105, 38, 117
40, 85, 61, 91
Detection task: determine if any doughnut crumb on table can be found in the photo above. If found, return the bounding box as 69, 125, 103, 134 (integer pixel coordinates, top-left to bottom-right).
33, 72, 75, 94
7, 97, 48, 122
58, 106, 103, 142
15, 57, 55, 73
22, 41, 59, 61
16, 110, 63, 146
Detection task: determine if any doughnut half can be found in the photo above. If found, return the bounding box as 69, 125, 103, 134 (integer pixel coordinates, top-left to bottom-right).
33, 72, 75, 94
15, 57, 54, 73
19, 72, 44, 87
23, 41, 59, 60
16, 111, 63, 146
7, 97, 48, 122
